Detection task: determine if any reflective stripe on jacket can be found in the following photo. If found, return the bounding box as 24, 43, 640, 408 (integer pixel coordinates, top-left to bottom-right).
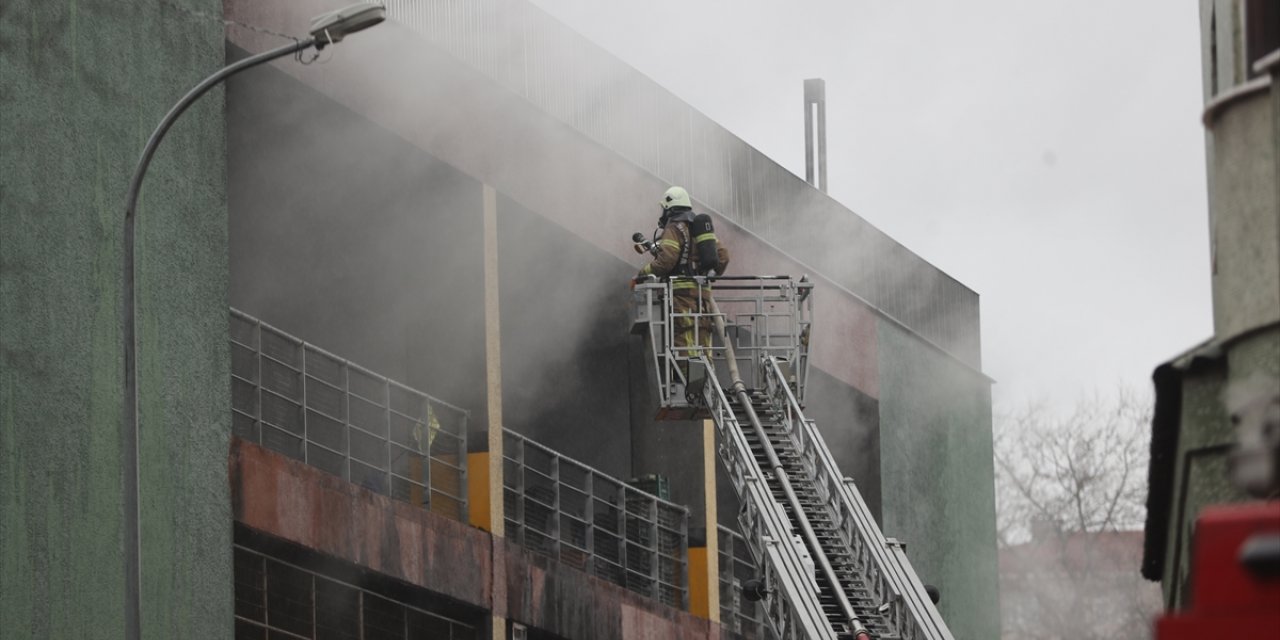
638, 218, 730, 290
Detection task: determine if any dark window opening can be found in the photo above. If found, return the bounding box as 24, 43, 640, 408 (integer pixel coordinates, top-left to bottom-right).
233, 526, 483, 639
1246, 0, 1280, 78
1210, 7, 1219, 95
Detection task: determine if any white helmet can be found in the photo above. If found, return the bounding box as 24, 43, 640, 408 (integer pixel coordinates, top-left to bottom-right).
660, 186, 692, 211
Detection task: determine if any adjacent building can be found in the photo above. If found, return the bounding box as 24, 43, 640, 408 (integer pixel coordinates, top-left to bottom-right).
1142, 0, 1279, 611
1000, 529, 1161, 638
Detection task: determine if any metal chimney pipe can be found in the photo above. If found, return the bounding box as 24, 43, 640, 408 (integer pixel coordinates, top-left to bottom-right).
803, 78, 827, 193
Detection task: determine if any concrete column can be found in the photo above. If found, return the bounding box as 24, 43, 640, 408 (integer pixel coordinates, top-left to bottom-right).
701, 414, 721, 619
631, 410, 720, 620
483, 183, 507, 640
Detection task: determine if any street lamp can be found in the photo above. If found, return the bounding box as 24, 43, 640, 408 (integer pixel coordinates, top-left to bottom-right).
119, 4, 384, 638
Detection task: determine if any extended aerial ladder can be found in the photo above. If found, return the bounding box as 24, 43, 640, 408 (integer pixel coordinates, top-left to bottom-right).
631, 275, 954, 640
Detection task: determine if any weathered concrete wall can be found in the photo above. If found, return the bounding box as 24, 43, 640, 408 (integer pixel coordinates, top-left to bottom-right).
231, 438, 737, 639
221, 4, 961, 400
222, 14, 903, 526
502, 536, 721, 640
495, 192, 638, 480
223, 5, 998, 637
375, 0, 984, 368
1200, 0, 1247, 99
1206, 91, 1279, 339
226, 49, 490, 438
1158, 359, 1233, 607
1159, 331, 1280, 607
230, 438, 491, 606
1151, 18, 1280, 610
877, 323, 1000, 640
1, 1, 230, 638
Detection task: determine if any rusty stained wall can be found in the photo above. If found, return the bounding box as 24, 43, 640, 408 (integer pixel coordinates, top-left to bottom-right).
502, 538, 723, 640
230, 439, 736, 639
229, 439, 490, 606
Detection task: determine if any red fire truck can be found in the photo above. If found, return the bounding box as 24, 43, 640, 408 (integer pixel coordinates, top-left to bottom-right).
1155, 502, 1280, 638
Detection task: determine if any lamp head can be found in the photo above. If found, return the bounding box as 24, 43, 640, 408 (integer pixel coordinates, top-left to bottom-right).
310, 3, 386, 47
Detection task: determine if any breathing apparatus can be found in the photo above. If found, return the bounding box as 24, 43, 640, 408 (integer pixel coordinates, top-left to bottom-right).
632, 186, 722, 275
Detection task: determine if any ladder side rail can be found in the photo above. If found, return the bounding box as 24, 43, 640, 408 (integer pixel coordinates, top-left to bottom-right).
787, 412, 886, 608
639, 282, 679, 404
734, 383, 868, 638
704, 363, 831, 638
661, 282, 682, 388
640, 283, 664, 405
764, 357, 956, 640
764, 357, 950, 640
833, 445, 951, 640
768, 380, 894, 626
810, 423, 899, 626
795, 280, 813, 403
701, 363, 835, 640
773, 360, 953, 640
709, 297, 870, 640
882, 541, 951, 639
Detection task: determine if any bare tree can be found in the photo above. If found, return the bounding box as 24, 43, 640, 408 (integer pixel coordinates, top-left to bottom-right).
993, 388, 1162, 640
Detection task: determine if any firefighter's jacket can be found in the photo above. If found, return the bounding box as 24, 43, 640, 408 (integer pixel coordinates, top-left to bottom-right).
638, 213, 730, 295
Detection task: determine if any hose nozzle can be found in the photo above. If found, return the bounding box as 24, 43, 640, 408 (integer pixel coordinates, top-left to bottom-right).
632, 231, 656, 255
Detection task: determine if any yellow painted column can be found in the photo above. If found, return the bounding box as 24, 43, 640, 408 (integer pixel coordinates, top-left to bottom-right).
680, 422, 721, 622
467, 452, 491, 531
690, 418, 721, 621
482, 184, 507, 640
703, 418, 720, 622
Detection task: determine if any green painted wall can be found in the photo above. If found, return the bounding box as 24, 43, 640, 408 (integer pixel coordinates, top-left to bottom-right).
1, 1, 230, 638
1161, 330, 1280, 607
1159, 361, 1233, 608
877, 322, 1000, 640
1207, 92, 1278, 338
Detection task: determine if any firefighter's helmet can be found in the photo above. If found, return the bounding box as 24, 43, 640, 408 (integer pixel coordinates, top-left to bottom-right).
660, 186, 692, 211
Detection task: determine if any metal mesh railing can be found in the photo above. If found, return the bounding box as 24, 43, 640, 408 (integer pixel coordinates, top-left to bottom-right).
502, 430, 689, 610
719, 526, 768, 639
230, 309, 469, 522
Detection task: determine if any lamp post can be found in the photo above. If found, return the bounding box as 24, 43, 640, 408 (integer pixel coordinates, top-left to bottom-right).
119, 4, 384, 638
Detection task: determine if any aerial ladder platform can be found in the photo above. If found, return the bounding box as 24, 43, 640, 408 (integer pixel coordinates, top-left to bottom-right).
631, 275, 954, 640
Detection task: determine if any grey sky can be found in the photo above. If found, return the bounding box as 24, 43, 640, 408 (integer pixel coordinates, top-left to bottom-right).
530, 0, 1213, 411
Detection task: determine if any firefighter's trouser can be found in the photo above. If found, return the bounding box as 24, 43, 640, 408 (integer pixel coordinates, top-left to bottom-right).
672, 290, 713, 379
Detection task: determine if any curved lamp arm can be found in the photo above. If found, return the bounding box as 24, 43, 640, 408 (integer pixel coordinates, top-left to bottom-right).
124, 38, 316, 222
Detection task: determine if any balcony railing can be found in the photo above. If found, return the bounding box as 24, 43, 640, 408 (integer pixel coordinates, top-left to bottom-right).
718, 526, 766, 638
502, 430, 689, 610
230, 309, 469, 522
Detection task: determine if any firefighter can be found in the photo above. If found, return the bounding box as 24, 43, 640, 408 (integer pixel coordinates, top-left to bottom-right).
634, 186, 730, 387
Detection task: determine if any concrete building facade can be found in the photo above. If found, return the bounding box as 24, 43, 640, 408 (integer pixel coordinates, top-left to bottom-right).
2, 1, 233, 637
3, 0, 1001, 637
1142, 0, 1279, 610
